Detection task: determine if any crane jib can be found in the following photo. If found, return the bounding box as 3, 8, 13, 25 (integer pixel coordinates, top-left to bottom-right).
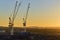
24, 3, 30, 22
12, 1, 22, 23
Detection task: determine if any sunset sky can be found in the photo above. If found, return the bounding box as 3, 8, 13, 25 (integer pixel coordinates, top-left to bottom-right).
0, 0, 60, 27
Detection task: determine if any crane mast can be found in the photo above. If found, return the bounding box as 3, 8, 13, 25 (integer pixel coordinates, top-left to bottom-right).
23, 3, 30, 32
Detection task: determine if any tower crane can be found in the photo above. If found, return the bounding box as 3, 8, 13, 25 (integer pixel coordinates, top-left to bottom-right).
23, 3, 30, 32
8, 1, 22, 35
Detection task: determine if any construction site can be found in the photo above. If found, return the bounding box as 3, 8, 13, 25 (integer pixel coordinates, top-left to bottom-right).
0, 0, 60, 40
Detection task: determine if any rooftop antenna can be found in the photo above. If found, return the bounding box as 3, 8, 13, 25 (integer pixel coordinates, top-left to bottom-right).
23, 3, 30, 32
8, 1, 22, 35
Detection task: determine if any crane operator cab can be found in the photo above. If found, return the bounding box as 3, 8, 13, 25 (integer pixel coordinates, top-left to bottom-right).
23, 18, 26, 26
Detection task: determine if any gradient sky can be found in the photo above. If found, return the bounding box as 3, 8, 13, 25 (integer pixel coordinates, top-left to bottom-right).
0, 0, 60, 27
